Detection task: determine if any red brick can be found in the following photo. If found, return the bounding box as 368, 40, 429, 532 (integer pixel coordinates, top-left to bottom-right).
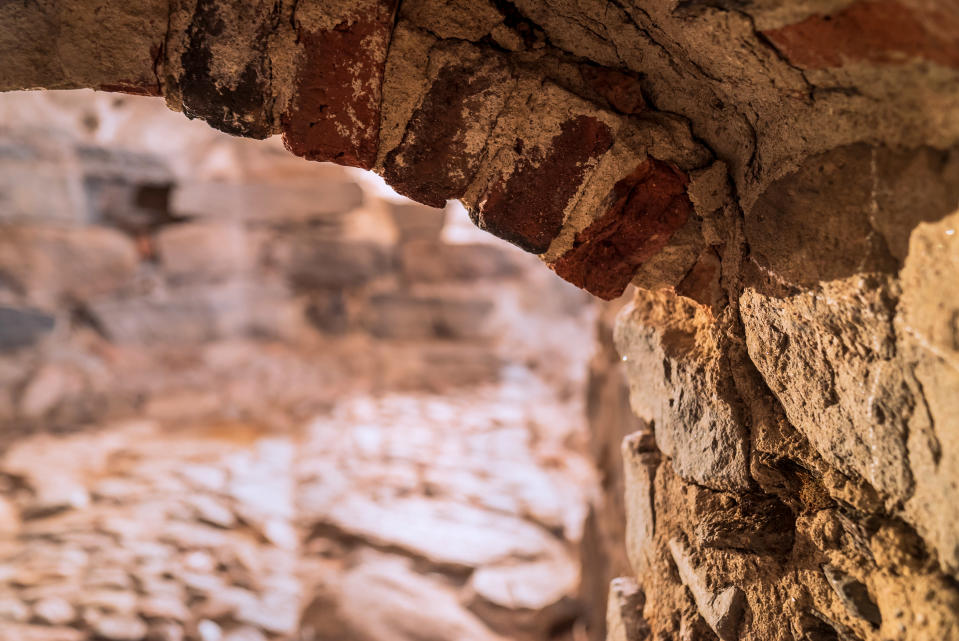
383, 60, 509, 207
552, 158, 692, 300
473, 115, 614, 253
282, 1, 398, 169
763, 1, 959, 70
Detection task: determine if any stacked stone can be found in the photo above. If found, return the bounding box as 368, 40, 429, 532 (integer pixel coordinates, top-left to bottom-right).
0, 422, 302, 641
0, 113, 586, 437
0, 387, 594, 641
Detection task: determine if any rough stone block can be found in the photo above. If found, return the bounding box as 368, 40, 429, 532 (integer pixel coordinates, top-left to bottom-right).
399, 241, 522, 282
668, 537, 745, 641
363, 293, 494, 340
286, 239, 393, 290
622, 430, 659, 577
741, 275, 914, 504
172, 181, 364, 221
0, 306, 56, 352
156, 221, 249, 283
615, 290, 751, 492
897, 208, 959, 575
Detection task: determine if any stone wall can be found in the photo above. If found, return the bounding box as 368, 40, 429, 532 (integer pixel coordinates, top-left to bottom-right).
0, 91, 594, 441
2, 2, 959, 641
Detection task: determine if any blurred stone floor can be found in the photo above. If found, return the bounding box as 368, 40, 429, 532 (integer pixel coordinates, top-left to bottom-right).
0, 379, 594, 641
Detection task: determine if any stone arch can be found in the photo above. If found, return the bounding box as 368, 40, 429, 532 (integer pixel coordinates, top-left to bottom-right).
3, 2, 959, 640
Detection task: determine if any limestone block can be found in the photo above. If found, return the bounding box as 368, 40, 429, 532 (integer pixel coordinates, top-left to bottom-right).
622, 431, 659, 576
667, 537, 745, 641
156, 221, 250, 283
614, 290, 751, 491
362, 293, 494, 340
897, 209, 959, 575
172, 181, 364, 221
741, 275, 915, 505
0, 306, 56, 352
605, 577, 649, 641
0, 225, 138, 306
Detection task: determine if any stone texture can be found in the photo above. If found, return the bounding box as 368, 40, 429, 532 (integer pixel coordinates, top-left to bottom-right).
605, 577, 649, 641
3, 3, 959, 640
667, 537, 745, 641
741, 276, 916, 504
615, 290, 750, 492
896, 209, 959, 576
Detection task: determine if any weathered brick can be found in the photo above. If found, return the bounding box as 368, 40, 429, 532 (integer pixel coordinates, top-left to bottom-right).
384, 58, 512, 207
282, 1, 398, 169
552, 159, 692, 300
471, 115, 614, 254
763, 1, 959, 70
175, 0, 279, 138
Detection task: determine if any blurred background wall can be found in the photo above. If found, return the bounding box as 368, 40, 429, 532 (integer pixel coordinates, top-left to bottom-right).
0, 90, 633, 641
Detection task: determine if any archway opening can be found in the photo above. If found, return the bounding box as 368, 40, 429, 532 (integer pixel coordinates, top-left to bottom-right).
0, 89, 630, 641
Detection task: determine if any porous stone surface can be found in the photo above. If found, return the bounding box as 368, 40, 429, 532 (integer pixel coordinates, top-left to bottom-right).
2, 2, 959, 641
